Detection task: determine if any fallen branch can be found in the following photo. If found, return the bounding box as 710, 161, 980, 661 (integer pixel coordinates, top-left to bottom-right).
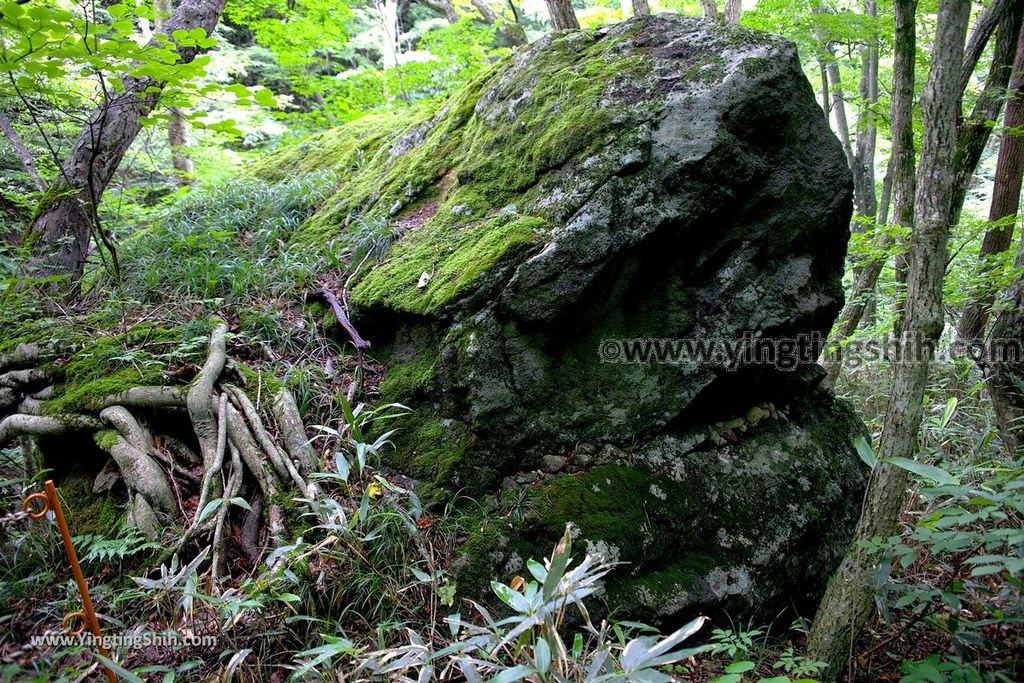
321, 286, 371, 350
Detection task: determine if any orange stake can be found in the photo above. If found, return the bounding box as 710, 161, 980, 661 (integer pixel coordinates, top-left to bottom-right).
24, 480, 116, 683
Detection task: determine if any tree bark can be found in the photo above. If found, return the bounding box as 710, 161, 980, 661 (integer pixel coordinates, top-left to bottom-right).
724, 0, 741, 24
812, 3, 854, 168
22, 0, 227, 286
817, 57, 831, 119
949, 3, 1023, 227
987, 267, 1024, 453
422, 0, 459, 22
958, 23, 1024, 346
959, 0, 1014, 98
0, 111, 45, 192
824, 0, 916, 384
544, 0, 579, 30
471, 0, 499, 23
808, 0, 970, 677
700, 0, 718, 21
852, 0, 878, 224
167, 108, 194, 185
379, 0, 401, 69
155, 0, 195, 187
631, 0, 650, 17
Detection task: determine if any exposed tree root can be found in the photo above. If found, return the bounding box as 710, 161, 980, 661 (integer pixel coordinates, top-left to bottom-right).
272, 389, 319, 475
98, 406, 176, 537
0, 323, 323, 582
187, 323, 228, 500
0, 343, 50, 373
0, 414, 102, 443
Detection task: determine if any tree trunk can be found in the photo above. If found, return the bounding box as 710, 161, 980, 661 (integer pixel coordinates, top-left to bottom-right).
959, 0, 1014, 98
700, 0, 718, 21
167, 108, 194, 186
544, 0, 579, 30
987, 265, 1024, 453
724, 0, 741, 24
852, 0, 878, 223
22, 0, 227, 285
812, 3, 854, 168
948, 3, 1023, 227
808, 0, 970, 678
0, 111, 45, 192
631, 0, 650, 17
817, 57, 831, 119
155, 0, 194, 187
471, 0, 499, 23
958, 22, 1024, 346
824, 0, 916, 384
379, 0, 401, 69
423, 0, 459, 22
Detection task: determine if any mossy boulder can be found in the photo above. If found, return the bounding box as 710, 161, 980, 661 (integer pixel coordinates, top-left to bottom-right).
260, 14, 864, 621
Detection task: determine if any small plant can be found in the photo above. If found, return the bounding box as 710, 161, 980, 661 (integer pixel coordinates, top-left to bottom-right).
75, 519, 161, 572
709, 626, 763, 659
346, 524, 710, 681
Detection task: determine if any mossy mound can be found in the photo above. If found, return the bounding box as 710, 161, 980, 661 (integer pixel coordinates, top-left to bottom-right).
248, 14, 861, 621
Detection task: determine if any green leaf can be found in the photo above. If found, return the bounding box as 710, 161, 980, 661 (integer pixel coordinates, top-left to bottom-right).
95, 655, 145, 683
884, 457, 958, 484
940, 397, 957, 428
533, 638, 551, 674
710, 675, 742, 683
543, 524, 572, 601
489, 665, 536, 683
854, 436, 877, 468
725, 660, 756, 673
196, 498, 223, 524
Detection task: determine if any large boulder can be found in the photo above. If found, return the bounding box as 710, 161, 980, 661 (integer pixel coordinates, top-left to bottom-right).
261, 14, 868, 622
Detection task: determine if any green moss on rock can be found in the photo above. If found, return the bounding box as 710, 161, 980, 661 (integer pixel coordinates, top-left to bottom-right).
352, 214, 549, 314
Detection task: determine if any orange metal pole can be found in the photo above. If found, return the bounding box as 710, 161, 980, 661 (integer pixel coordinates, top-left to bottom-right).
27, 480, 117, 683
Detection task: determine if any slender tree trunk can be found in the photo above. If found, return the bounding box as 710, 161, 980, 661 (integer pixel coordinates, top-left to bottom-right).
700, 0, 718, 21
631, 0, 650, 17
544, 0, 579, 29
824, 0, 916, 385
471, 0, 499, 23
948, 3, 1023, 227
808, 1, 970, 678
423, 0, 459, 22
167, 108, 194, 186
379, 0, 401, 69
818, 58, 831, 119
958, 23, 1024, 346
987, 253, 1024, 452
959, 0, 1013, 98
812, 3, 854, 168
724, 0, 741, 23
852, 0, 878, 224
22, 0, 227, 285
155, 0, 194, 187
0, 111, 45, 192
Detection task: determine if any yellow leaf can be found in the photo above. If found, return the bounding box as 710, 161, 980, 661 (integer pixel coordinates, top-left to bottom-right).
367, 482, 383, 499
